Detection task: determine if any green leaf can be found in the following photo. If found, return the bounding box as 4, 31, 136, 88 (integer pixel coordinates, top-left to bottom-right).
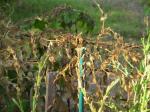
33, 18, 47, 30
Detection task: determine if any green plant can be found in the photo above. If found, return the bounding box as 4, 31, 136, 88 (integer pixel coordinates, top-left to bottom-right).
12, 98, 24, 112
31, 53, 49, 112
130, 31, 150, 112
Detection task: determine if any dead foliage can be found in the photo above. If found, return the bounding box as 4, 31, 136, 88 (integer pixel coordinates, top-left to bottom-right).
0, 15, 144, 111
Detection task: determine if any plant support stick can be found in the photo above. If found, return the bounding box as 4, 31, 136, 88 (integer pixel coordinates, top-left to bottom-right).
76, 47, 85, 112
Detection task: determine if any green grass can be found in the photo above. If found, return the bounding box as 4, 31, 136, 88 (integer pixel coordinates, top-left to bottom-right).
144, 6, 150, 16
106, 10, 143, 37
12, 0, 97, 20
10, 0, 144, 37
11, 0, 100, 34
